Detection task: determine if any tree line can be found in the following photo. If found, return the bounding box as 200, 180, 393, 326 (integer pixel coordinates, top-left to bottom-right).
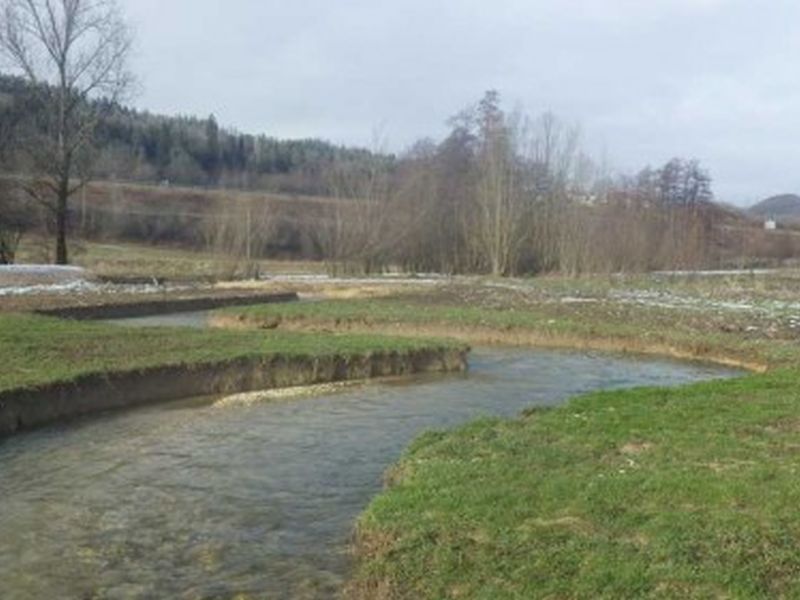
0, 73, 377, 194
0, 2, 775, 273
319, 90, 722, 276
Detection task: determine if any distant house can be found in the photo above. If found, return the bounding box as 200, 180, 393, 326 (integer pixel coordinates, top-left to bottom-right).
765, 218, 777, 231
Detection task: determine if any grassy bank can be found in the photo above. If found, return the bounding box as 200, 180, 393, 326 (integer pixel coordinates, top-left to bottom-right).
350, 370, 800, 598
214, 296, 799, 370
0, 313, 459, 393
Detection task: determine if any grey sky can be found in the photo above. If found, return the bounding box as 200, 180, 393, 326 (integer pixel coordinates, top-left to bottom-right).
122, 0, 800, 205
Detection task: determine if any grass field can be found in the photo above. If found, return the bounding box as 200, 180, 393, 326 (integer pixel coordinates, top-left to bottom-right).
215, 284, 800, 599
13, 238, 324, 280
216, 294, 799, 371
0, 313, 455, 393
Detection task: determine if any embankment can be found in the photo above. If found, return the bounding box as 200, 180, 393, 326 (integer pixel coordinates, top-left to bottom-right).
36, 292, 299, 320
0, 346, 468, 437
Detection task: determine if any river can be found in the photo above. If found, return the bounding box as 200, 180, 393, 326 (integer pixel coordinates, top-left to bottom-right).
0, 317, 739, 599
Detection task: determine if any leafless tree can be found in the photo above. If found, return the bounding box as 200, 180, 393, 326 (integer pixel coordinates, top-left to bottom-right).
0, 0, 133, 264
200, 197, 276, 277
316, 131, 392, 275
472, 91, 517, 275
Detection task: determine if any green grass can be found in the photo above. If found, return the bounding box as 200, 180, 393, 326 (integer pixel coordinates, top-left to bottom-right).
0, 313, 456, 393
352, 370, 800, 598
221, 298, 798, 369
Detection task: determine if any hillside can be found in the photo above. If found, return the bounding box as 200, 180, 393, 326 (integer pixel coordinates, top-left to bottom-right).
0, 73, 382, 196
749, 194, 800, 221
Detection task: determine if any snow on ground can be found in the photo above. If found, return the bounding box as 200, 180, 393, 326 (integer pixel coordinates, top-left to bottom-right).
0, 264, 196, 297
0, 264, 98, 295
264, 274, 448, 285
609, 289, 800, 316
0, 265, 91, 286
0, 280, 97, 297
651, 269, 779, 277
0, 265, 87, 274
0, 280, 190, 297
482, 276, 800, 327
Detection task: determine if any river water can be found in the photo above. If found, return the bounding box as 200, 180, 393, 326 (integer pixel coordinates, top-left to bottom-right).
0, 338, 738, 599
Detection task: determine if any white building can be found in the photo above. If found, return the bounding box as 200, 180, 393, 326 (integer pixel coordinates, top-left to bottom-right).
765, 218, 777, 231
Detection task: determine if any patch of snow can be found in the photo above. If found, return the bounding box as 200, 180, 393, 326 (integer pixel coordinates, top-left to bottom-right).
652, 269, 779, 277
0, 280, 97, 296
0, 264, 93, 289
606, 289, 800, 321
0, 280, 194, 297
265, 274, 446, 286
0, 265, 87, 275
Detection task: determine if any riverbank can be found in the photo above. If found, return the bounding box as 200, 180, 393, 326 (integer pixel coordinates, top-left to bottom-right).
213, 291, 800, 598
349, 367, 800, 598
211, 296, 797, 372
0, 313, 467, 436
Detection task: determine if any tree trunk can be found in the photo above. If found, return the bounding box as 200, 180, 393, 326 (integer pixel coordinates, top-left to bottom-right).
55, 186, 69, 265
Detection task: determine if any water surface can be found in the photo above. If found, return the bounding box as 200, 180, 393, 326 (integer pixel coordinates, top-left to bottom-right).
0, 348, 738, 599
103, 310, 211, 329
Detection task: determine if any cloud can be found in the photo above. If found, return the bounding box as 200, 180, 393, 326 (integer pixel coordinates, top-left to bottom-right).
120, 0, 800, 204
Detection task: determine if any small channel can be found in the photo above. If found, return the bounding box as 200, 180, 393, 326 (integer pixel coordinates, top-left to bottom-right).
101, 310, 213, 329
0, 315, 740, 599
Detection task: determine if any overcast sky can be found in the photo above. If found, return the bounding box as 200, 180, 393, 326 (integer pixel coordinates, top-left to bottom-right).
121, 0, 800, 206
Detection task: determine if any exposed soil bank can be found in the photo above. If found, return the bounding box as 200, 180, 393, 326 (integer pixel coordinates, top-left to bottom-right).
211, 314, 768, 373
0, 347, 468, 437
36, 292, 299, 320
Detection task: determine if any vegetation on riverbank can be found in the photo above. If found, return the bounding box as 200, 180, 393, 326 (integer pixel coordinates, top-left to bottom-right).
7, 272, 800, 595
214, 294, 798, 371
349, 369, 800, 598
215, 286, 800, 598
0, 313, 460, 393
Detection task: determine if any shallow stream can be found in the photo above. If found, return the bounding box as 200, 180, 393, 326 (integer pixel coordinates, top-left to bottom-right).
0, 317, 739, 599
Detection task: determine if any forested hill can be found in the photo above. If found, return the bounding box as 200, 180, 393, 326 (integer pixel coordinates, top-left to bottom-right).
0, 74, 380, 195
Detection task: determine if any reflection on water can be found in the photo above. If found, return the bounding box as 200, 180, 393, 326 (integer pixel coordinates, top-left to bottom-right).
0, 348, 737, 599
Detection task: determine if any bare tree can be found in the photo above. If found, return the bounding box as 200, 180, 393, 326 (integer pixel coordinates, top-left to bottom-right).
0, 0, 133, 264
316, 130, 392, 275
